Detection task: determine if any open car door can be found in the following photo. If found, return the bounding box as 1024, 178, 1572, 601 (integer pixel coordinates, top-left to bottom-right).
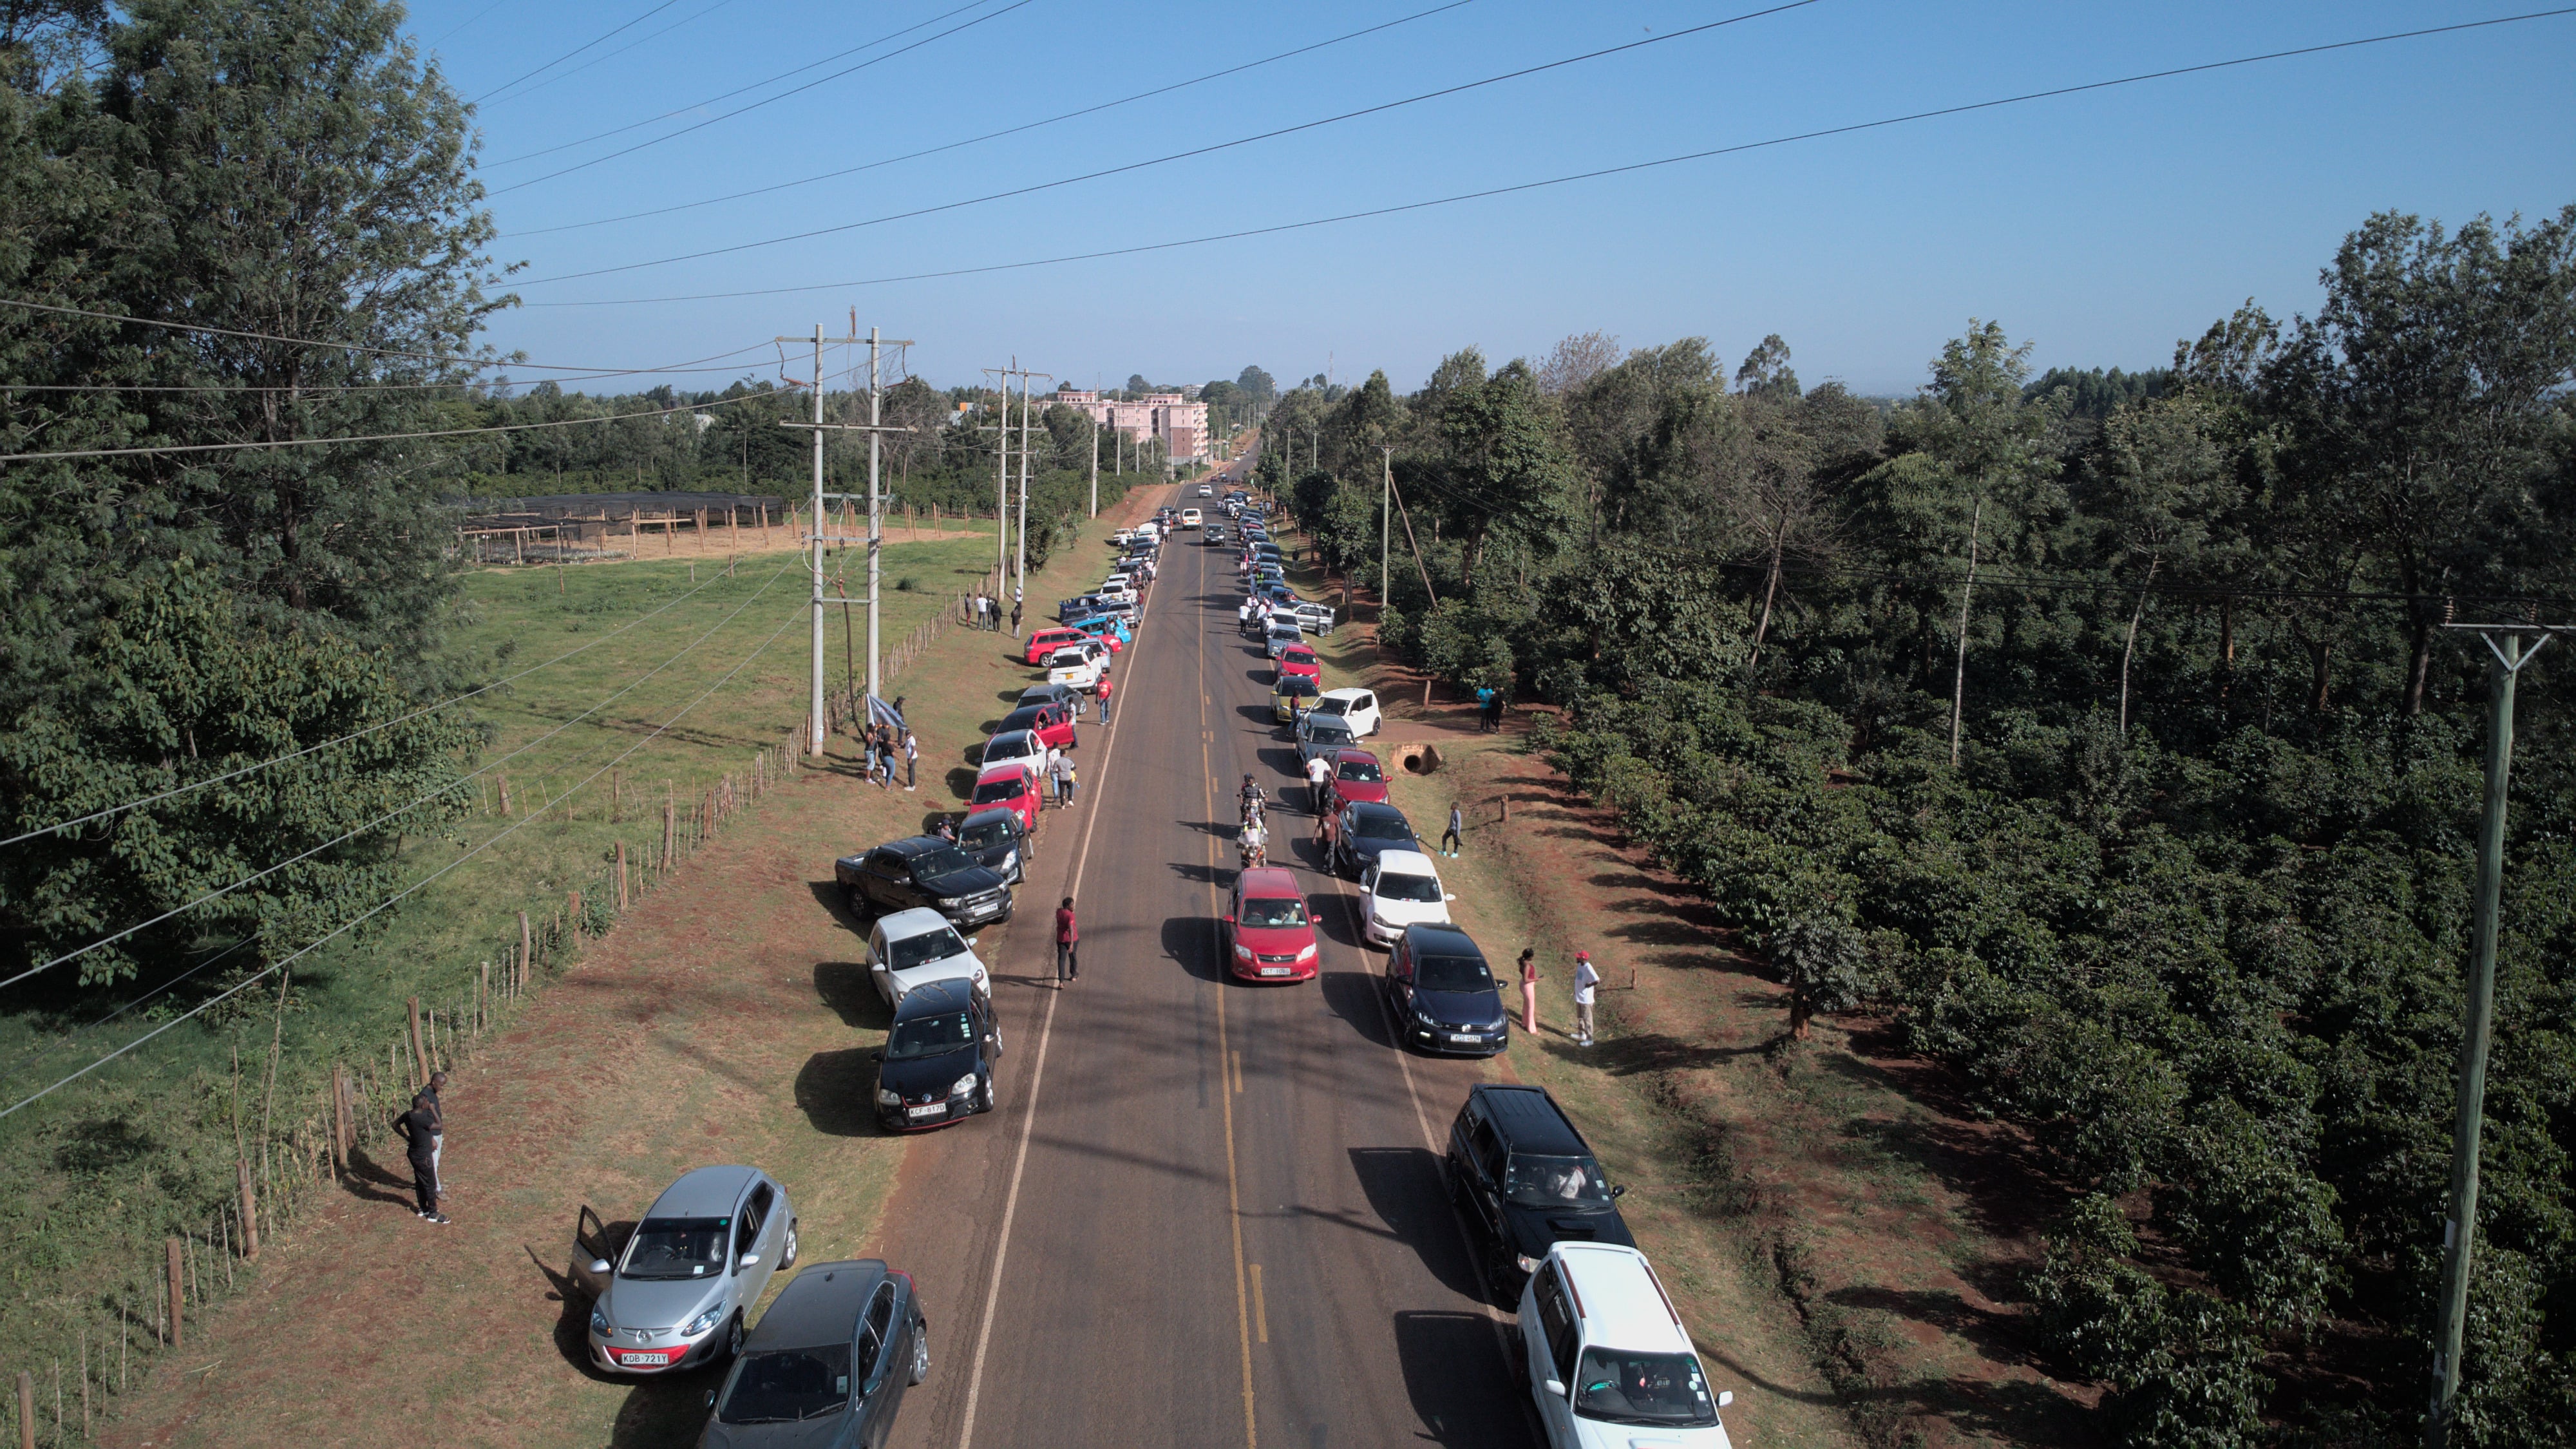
570, 1204, 622, 1299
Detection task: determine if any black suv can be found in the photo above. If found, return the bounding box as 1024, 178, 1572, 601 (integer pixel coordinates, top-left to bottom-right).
873, 978, 1003, 1131
834, 837, 1013, 928
1444, 1083, 1634, 1291
953, 807, 1031, 884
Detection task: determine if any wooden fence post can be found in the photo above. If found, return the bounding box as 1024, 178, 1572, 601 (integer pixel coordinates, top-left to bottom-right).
519, 911, 533, 990
407, 998, 428, 1086
496, 772, 511, 817
164, 1240, 183, 1349
237, 1159, 259, 1260
14, 1370, 32, 1449
612, 770, 621, 823
616, 840, 629, 911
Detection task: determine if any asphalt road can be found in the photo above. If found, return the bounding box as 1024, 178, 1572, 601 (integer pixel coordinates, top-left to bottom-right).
877, 482, 1540, 1449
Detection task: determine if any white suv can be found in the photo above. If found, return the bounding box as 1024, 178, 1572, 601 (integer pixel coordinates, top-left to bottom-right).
1517, 1243, 1734, 1448
1045, 644, 1107, 692
864, 907, 992, 1007
1312, 687, 1380, 737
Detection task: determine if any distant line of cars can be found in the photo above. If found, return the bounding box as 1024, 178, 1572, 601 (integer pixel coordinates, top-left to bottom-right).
1233, 502, 1741, 1446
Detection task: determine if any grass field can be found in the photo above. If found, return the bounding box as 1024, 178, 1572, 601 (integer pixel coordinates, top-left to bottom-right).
0, 529, 1036, 1436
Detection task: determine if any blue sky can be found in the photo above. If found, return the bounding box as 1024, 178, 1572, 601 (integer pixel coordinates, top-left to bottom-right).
414, 0, 2576, 397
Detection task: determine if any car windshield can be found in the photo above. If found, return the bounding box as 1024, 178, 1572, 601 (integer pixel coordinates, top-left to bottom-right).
1356, 814, 1412, 841
971, 779, 1022, 805
987, 734, 1034, 757
1415, 952, 1492, 993
886, 1009, 975, 1059
959, 820, 1014, 851
1337, 759, 1381, 782
909, 846, 978, 877
886, 925, 969, 971
1308, 723, 1354, 743
1275, 678, 1318, 699
1239, 896, 1309, 928
622, 1216, 730, 1279
719, 1343, 855, 1425
1572, 1348, 1721, 1428
1376, 871, 1443, 904
1504, 1153, 1616, 1208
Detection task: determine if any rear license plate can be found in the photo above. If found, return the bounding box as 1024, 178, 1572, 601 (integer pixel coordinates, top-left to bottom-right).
618, 1350, 672, 1366
1449, 1032, 1483, 1045
907, 1103, 944, 1118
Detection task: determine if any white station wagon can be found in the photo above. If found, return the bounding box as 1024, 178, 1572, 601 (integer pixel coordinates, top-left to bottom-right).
1517, 1243, 1735, 1448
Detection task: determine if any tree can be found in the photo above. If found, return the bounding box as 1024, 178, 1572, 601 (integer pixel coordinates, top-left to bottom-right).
1235, 365, 1276, 405
1766, 912, 1868, 1037
1734, 334, 1800, 399
1537, 330, 1622, 396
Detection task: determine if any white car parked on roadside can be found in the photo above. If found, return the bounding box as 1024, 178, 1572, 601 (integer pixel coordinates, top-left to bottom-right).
1045, 643, 1108, 692
1312, 687, 1382, 737
1356, 849, 1454, 947
1098, 576, 1138, 605
862, 906, 992, 1007
980, 729, 1047, 775
1518, 1243, 1735, 1449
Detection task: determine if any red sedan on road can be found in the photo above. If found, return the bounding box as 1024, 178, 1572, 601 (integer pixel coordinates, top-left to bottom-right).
1323, 748, 1389, 811
1224, 867, 1318, 982
1276, 643, 1320, 686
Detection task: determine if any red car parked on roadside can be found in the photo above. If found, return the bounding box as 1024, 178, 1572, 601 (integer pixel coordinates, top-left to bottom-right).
1276, 643, 1320, 685
1023, 627, 1092, 667
1323, 748, 1389, 810
1224, 867, 1318, 982
969, 762, 1044, 830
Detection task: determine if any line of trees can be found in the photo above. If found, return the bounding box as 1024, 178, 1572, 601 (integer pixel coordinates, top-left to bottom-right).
1270, 206, 2576, 1446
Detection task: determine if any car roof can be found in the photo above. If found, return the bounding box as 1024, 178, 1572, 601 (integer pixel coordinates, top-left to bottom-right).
880, 835, 958, 859
1349, 800, 1405, 822
893, 976, 978, 1016
1470, 1083, 1589, 1155
1320, 687, 1370, 703
1330, 748, 1380, 766
1236, 866, 1302, 899
1403, 922, 1481, 956
751, 1261, 889, 1350
876, 906, 957, 940
1551, 1244, 1692, 1354
974, 763, 1034, 784
647, 1164, 757, 1218
999, 705, 1048, 723
988, 730, 1039, 750
1374, 848, 1438, 877
960, 807, 1020, 830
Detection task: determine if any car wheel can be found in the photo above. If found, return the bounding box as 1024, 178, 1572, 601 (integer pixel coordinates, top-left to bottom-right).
723, 1312, 745, 1361
781, 1220, 799, 1270
911, 1325, 932, 1385
841, 884, 866, 917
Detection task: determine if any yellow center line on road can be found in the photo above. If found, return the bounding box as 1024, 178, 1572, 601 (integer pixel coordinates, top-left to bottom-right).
1197, 596, 1260, 1449
1251, 1262, 1270, 1344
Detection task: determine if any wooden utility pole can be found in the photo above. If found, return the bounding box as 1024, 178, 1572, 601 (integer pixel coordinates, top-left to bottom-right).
237, 1159, 260, 1259
1379, 448, 1392, 614
407, 996, 428, 1086
165, 1240, 184, 1349
1948, 498, 1984, 768
2424, 621, 2570, 1448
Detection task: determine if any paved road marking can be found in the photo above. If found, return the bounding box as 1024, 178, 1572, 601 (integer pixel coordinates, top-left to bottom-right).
1200, 647, 1262, 1449
1232, 1048, 1245, 1095
954, 506, 1151, 1449
1251, 1262, 1270, 1344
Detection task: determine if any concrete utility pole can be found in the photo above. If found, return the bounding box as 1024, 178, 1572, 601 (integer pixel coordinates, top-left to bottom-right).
1380, 446, 1392, 612
2425, 620, 2570, 1448
980, 361, 1051, 632
864, 328, 883, 705
778, 323, 908, 754
1089, 412, 1099, 517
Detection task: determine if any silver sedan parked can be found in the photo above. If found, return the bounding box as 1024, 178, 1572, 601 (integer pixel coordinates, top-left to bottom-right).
574, 1165, 798, 1374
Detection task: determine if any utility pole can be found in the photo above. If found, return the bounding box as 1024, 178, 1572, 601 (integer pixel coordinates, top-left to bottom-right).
778, 323, 907, 754
2425, 620, 2568, 1448
1379, 446, 1392, 613
980, 360, 1052, 633
1089, 412, 1099, 517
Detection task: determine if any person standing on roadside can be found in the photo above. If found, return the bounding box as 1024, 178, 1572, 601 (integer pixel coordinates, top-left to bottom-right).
1304, 751, 1332, 813
1054, 896, 1079, 987
394, 1092, 446, 1223
423, 1070, 448, 1188
1517, 949, 1540, 1035
1063, 758, 1080, 803
1044, 744, 1066, 805
1096, 672, 1114, 725
1010, 598, 1023, 636
1441, 801, 1464, 857
903, 730, 919, 791
1572, 951, 1601, 1046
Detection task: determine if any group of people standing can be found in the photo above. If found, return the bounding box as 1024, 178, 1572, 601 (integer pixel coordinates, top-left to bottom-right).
970, 588, 1026, 635
1513, 949, 1602, 1046
858, 715, 918, 791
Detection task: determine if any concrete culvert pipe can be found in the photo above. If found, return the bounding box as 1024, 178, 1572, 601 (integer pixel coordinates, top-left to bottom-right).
1398, 743, 1444, 775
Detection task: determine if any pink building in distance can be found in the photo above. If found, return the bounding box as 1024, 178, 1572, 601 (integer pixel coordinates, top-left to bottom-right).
1048, 388, 1208, 463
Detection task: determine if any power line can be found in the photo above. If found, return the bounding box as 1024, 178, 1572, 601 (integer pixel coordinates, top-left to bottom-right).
0, 598, 810, 1122
514, 0, 1826, 282
487, 0, 1043, 194
0, 297, 776, 375
482, 0, 1003, 168
0, 354, 784, 396
501, 0, 1478, 239
0, 386, 793, 464
0, 557, 798, 994
427, 0, 511, 47
526, 6, 2576, 308
475, 0, 748, 108
1, 565, 741, 849
468, 0, 690, 106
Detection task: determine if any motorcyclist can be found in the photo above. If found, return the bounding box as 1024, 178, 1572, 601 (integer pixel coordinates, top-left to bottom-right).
1240, 774, 1265, 815
1237, 816, 1269, 869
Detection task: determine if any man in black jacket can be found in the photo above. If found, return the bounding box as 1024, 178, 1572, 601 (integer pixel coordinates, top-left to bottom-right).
393, 1093, 447, 1224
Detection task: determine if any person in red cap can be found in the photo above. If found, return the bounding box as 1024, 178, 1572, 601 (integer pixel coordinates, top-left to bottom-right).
1572, 951, 1600, 1046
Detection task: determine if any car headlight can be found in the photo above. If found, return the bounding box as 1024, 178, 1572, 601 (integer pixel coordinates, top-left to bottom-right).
1001, 849, 1018, 869
1415, 1005, 1440, 1027
682, 1305, 726, 1338
936, 896, 965, 908
876, 1087, 900, 1107
1296, 943, 1317, 961
951, 1072, 979, 1097
591, 1307, 612, 1338
1517, 1254, 1540, 1274
1233, 942, 1253, 959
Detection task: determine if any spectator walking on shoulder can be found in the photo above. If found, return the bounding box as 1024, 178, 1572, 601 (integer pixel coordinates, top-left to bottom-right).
1572, 951, 1600, 1046
903, 730, 919, 791
1097, 672, 1114, 725
1054, 897, 1079, 987
1063, 759, 1080, 803
1517, 949, 1540, 1034
1045, 745, 1066, 804
1441, 802, 1464, 857
394, 1092, 446, 1223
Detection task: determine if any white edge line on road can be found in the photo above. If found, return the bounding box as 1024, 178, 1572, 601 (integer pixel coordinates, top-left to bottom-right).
954, 499, 1155, 1449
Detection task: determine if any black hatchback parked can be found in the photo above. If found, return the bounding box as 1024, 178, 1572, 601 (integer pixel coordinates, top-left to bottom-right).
834, 837, 1013, 929
698, 1257, 929, 1448
1383, 923, 1508, 1056
872, 979, 1002, 1132
1444, 1083, 1634, 1290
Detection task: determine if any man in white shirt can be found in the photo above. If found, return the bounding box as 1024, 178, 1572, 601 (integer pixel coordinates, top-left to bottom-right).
1304, 751, 1333, 814
1572, 951, 1601, 1046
